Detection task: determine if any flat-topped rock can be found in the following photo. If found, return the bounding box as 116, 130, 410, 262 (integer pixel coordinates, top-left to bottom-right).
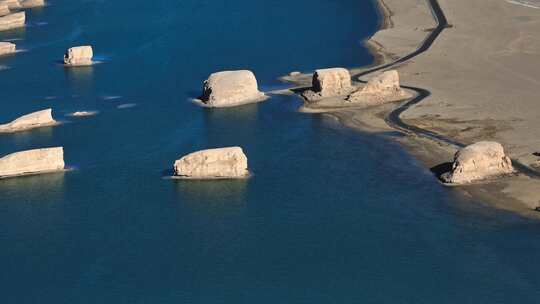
199, 70, 266, 107
0, 41, 15, 56
303, 68, 353, 101
20, 0, 44, 8
347, 70, 412, 105
67, 110, 98, 117
0, 4, 10, 16
64, 45, 93, 66
173, 147, 249, 179
0, 12, 25, 31
0, 0, 21, 9
441, 141, 514, 184
0, 109, 57, 133
0, 147, 65, 178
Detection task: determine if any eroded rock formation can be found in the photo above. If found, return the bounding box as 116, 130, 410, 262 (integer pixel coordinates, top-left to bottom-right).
441, 141, 514, 184
0, 12, 25, 31
0, 4, 10, 16
173, 147, 249, 179
0, 109, 57, 133
0, 0, 21, 10
64, 45, 93, 66
303, 68, 353, 101
199, 70, 266, 107
0, 147, 65, 178
0, 41, 15, 56
346, 70, 412, 105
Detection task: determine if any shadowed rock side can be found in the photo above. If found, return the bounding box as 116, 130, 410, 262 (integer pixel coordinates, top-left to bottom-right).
64, 45, 93, 66
441, 141, 515, 184
0, 0, 21, 10
20, 0, 44, 8
0, 108, 57, 133
302, 68, 354, 101
198, 70, 267, 107
173, 147, 249, 179
0, 11, 25, 31
0, 41, 15, 56
347, 70, 412, 105
0, 147, 65, 178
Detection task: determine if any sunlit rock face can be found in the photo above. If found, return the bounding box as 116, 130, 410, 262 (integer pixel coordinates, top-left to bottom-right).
173, 147, 249, 179
64, 45, 94, 66
0, 109, 56, 133
0, 41, 15, 56
199, 70, 266, 107
441, 141, 514, 184
20, 0, 45, 8
302, 68, 353, 101
346, 70, 412, 105
0, 0, 21, 10
0, 147, 65, 178
0, 4, 10, 16
0, 12, 25, 31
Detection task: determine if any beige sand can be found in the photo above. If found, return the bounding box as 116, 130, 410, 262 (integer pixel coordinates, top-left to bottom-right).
282, 0, 540, 217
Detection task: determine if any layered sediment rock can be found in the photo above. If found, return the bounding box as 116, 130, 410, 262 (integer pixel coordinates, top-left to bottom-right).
0, 4, 10, 16
199, 70, 266, 107
0, 109, 57, 133
173, 147, 249, 179
347, 70, 412, 105
0, 147, 65, 178
441, 141, 514, 184
0, 12, 25, 31
64, 45, 93, 66
0, 41, 15, 56
20, 0, 44, 8
303, 68, 353, 101
0, 0, 21, 9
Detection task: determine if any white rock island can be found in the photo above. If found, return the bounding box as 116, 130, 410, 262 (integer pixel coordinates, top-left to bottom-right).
0, 11, 25, 31
64, 45, 93, 66
198, 70, 266, 107
173, 147, 249, 179
0, 41, 16, 56
0, 147, 65, 179
0, 109, 58, 133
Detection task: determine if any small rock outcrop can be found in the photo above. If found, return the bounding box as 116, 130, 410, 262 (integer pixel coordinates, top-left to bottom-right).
199, 70, 266, 107
67, 111, 98, 117
0, 41, 15, 56
346, 70, 412, 105
0, 147, 65, 178
64, 45, 93, 66
441, 141, 514, 184
0, 109, 57, 133
173, 147, 249, 179
303, 68, 353, 101
0, 12, 25, 31
20, 0, 44, 8
0, 4, 10, 16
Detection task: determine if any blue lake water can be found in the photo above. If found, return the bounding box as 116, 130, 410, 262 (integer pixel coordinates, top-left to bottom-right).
2, 1, 540, 303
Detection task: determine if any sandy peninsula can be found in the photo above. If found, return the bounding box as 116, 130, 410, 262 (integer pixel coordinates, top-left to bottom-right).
284, 0, 540, 217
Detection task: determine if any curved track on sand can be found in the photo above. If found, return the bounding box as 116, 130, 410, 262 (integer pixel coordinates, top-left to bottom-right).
354, 0, 540, 179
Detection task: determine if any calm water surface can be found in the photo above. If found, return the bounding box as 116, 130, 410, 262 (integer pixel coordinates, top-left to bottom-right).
1, 1, 540, 303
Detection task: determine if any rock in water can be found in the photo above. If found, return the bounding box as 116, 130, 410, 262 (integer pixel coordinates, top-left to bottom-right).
174, 147, 249, 179
0, 41, 15, 56
0, 147, 65, 178
0, 109, 57, 133
441, 141, 514, 184
346, 70, 412, 105
0, 4, 10, 16
199, 70, 266, 107
20, 0, 44, 8
0, 12, 25, 31
0, 0, 21, 10
64, 45, 93, 66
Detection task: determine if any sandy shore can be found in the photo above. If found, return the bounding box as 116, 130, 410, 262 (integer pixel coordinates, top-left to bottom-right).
282, 0, 540, 218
